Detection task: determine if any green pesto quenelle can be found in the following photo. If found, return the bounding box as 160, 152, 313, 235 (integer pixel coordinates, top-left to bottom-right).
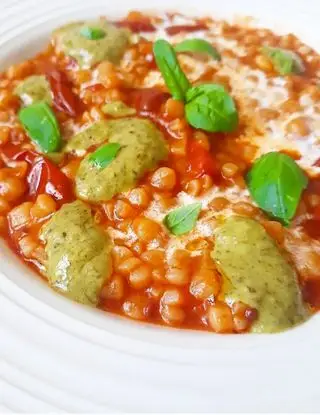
53, 19, 130, 68
40, 201, 112, 305
14, 75, 52, 105
101, 101, 137, 117
212, 217, 309, 333
64, 120, 110, 156
74, 118, 168, 202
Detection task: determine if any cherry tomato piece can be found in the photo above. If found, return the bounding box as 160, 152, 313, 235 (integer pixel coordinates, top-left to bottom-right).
1, 143, 39, 166
187, 139, 216, 178
27, 158, 73, 203
130, 88, 170, 114
46, 69, 82, 117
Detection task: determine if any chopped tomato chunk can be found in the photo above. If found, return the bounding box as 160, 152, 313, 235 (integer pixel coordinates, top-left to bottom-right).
187, 139, 216, 178
27, 158, 73, 203
46, 69, 82, 117
131, 88, 170, 113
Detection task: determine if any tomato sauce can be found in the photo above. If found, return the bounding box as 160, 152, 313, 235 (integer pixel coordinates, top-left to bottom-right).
165, 23, 208, 36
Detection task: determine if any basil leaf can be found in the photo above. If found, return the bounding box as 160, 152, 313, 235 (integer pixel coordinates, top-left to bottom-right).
163, 203, 201, 235
261, 46, 305, 75
185, 83, 238, 132
80, 26, 106, 40
247, 152, 308, 225
89, 143, 121, 169
175, 39, 221, 61
153, 39, 191, 101
19, 102, 61, 153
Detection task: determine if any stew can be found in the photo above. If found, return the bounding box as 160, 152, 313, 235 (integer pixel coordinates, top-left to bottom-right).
0, 11, 319, 334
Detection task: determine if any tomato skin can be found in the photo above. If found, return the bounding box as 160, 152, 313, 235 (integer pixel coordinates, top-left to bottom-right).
1, 144, 73, 203
131, 88, 170, 113
46, 69, 81, 117
27, 158, 73, 203
187, 139, 216, 178
1, 144, 40, 172
1, 143, 37, 161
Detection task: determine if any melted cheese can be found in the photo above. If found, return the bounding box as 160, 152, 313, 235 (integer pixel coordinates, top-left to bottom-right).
109, 14, 320, 254
144, 185, 251, 254
141, 15, 320, 177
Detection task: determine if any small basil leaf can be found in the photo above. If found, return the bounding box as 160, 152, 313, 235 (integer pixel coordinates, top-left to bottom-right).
80, 26, 106, 40
261, 46, 305, 75
163, 203, 202, 235
247, 152, 308, 225
186, 83, 225, 101
175, 39, 221, 61
185, 83, 238, 132
89, 143, 121, 169
19, 102, 61, 153
153, 39, 191, 101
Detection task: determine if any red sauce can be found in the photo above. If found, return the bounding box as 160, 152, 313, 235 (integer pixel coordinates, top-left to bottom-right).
130, 88, 170, 114
116, 20, 156, 33
165, 23, 208, 36
302, 219, 320, 239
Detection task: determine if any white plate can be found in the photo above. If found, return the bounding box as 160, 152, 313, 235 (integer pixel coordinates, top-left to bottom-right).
1, 0, 320, 412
